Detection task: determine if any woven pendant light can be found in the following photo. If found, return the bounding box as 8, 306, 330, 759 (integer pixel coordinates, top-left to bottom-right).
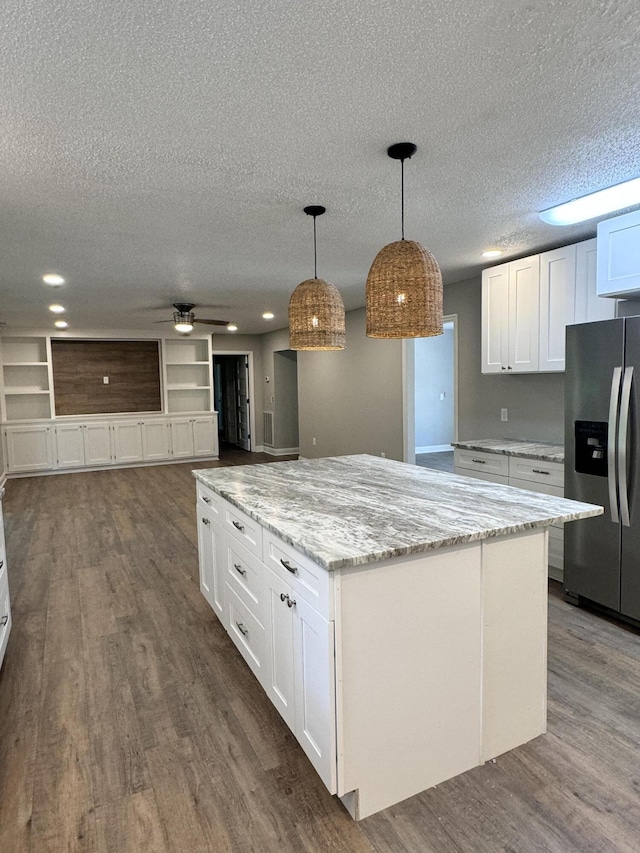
289, 205, 346, 350
366, 142, 443, 339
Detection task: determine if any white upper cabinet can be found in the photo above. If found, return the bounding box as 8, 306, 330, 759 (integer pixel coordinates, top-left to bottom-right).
481, 256, 539, 373
481, 264, 509, 373
597, 209, 640, 298
539, 245, 576, 372
575, 238, 616, 323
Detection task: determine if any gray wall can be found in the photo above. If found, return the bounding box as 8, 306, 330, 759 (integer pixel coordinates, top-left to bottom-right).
273, 350, 299, 449
444, 277, 565, 444
297, 308, 404, 460
414, 323, 454, 449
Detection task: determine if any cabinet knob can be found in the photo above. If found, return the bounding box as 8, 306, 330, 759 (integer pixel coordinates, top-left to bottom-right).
234, 563, 247, 577
280, 559, 298, 575
507, 366, 513, 370
279, 592, 296, 608
501, 366, 506, 371
232, 520, 245, 532
0, 559, 3, 569
236, 621, 248, 636
0, 615, 8, 627
202, 517, 210, 525
202, 496, 211, 504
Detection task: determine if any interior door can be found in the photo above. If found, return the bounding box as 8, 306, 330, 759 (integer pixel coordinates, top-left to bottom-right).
235, 357, 251, 451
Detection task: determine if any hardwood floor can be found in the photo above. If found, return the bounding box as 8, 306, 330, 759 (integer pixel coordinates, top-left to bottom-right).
1, 453, 640, 851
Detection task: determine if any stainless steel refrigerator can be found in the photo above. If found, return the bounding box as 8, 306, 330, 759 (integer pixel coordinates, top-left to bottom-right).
565, 317, 640, 621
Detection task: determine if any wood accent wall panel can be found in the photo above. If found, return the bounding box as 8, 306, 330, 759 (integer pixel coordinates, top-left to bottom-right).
51, 340, 162, 416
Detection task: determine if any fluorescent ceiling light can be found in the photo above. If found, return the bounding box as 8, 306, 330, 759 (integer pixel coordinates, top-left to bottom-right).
540, 177, 640, 226
43, 273, 65, 285
54, 320, 68, 328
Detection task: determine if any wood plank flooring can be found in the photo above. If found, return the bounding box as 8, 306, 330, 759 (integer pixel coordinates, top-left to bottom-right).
2, 451, 640, 851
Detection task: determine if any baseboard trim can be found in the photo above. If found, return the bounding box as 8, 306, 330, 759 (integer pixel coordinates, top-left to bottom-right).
263, 446, 300, 457
416, 444, 453, 454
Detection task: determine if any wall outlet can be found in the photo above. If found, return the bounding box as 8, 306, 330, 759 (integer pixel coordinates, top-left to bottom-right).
103, 376, 109, 384
501, 408, 508, 422
312, 437, 317, 446
381, 452, 386, 458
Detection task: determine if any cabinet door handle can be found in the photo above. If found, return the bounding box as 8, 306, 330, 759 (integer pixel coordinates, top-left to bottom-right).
234, 563, 247, 577
280, 559, 298, 574
202, 495, 211, 504
532, 469, 549, 475
472, 459, 486, 464
202, 517, 210, 525
236, 621, 248, 636
232, 520, 245, 532
0, 615, 8, 627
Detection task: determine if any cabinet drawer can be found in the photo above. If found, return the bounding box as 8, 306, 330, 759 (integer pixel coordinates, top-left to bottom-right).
0, 567, 11, 668
454, 467, 509, 486
223, 503, 262, 558
226, 583, 266, 685
264, 532, 333, 619
454, 449, 509, 478
197, 483, 220, 516
508, 457, 564, 488
225, 536, 264, 625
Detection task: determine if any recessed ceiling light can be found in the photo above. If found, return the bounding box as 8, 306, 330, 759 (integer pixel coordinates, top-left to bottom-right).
227, 324, 238, 332
539, 176, 640, 226
49, 304, 65, 313
481, 249, 503, 259
262, 312, 275, 320
54, 320, 68, 329
43, 274, 65, 285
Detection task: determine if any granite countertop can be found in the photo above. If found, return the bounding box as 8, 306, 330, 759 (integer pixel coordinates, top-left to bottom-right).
452, 439, 565, 463
193, 455, 600, 570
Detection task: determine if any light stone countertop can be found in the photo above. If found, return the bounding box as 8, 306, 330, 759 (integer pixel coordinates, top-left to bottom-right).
193, 455, 600, 570
452, 439, 565, 463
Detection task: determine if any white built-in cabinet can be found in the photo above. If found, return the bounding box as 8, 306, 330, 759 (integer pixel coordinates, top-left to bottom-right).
482, 238, 616, 374
0, 333, 219, 475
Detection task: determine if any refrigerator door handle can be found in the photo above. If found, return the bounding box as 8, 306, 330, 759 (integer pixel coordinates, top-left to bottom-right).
608, 366, 623, 524
618, 365, 633, 527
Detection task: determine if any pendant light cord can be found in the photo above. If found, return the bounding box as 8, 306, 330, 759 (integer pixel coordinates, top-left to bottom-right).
313, 214, 318, 279
401, 157, 405, 241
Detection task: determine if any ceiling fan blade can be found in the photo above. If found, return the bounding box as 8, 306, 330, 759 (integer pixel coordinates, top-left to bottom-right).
153, 319, 176, 324
195, 318, 230, 326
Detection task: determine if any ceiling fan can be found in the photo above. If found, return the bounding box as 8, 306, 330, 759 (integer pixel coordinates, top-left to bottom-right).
154, 302, 230, 334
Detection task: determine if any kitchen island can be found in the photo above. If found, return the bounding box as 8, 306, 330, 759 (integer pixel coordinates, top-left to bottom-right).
193, 455, 601, 819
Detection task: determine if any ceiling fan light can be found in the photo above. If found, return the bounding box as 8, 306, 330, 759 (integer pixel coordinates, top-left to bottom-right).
289, 278, 346, 350
174, 321, 194, 334
366, 240, 443, 338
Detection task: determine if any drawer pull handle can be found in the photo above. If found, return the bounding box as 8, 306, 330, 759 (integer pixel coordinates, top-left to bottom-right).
202, 496, 211, 504
280, 559, 298, 574
280, 593, 296, 608
234, 563, 247, 577
532, 469, 549, 475
236, 621, 248, 636
202, 517, 210, 526
232, 520, 245, 532
472, 459, 486, 464
0, 615, 7, 627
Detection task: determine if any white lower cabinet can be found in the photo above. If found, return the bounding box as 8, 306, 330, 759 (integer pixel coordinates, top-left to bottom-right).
141, 419, 171, 461
172, 416, 218, 459
113, 420, 144, 463
4, 423, 54, 472
454, 449, 564, 580
55, 421, 113, 468
197, 496, 225, 622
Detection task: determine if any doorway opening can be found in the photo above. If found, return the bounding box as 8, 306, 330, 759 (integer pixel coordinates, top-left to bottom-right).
212, 352, 254, 454
403, 315, 458, 471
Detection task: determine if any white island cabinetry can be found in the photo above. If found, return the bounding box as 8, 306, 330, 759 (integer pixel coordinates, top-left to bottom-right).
194, 455, 600, 819
0, 493, 11, 670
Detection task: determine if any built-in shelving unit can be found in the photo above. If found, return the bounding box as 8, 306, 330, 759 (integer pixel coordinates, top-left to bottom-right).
0, 337, 53, 421
163, 338, 213, 413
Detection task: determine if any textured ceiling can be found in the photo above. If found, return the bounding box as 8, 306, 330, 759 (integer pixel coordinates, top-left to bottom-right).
1, 0, 639, 334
